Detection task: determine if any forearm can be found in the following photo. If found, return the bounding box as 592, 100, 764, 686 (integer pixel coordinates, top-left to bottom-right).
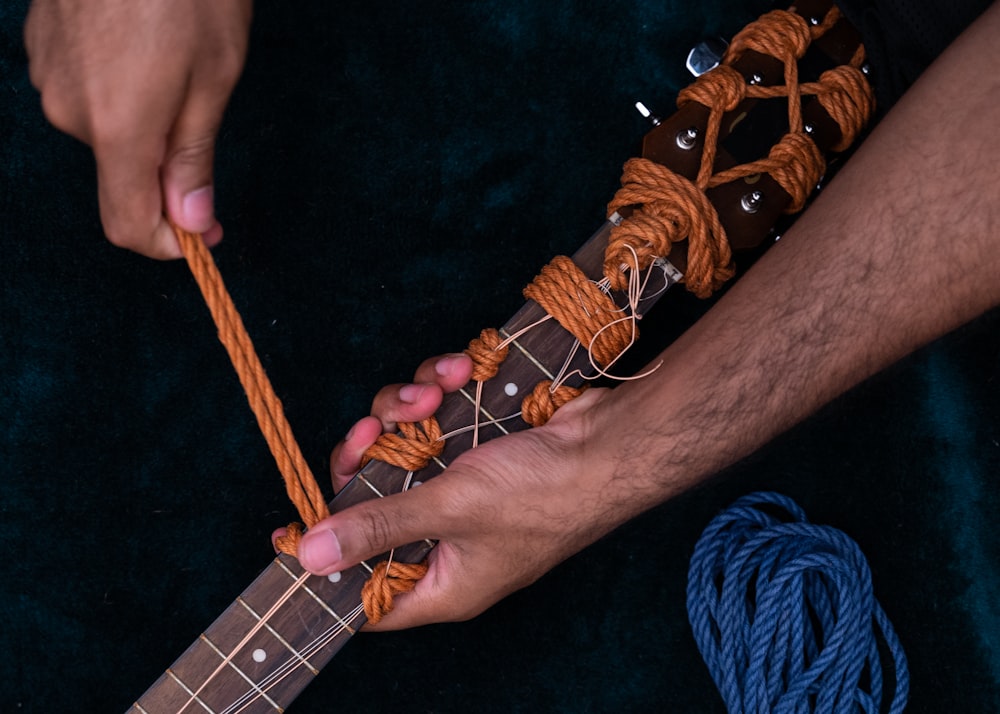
589, 0, 1000, 511
299, 2, 999, 629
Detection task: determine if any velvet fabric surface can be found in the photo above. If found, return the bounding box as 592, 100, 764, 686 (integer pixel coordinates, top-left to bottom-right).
2, 1, 999, 712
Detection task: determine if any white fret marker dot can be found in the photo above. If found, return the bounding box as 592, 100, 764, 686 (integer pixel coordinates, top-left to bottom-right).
504, 382, 518, 397
327, 571, 342, 583
412, 480, 423, 487
252, 648, 267, 663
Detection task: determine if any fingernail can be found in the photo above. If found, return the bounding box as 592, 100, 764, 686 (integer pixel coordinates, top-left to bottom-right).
181, 185, 215, 231
435, 355, 461, 377
344, 422, 357, 441
399, 384, 426, 404
300, 528, 342, 572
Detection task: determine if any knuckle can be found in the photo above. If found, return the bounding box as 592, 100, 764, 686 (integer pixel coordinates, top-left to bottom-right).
102, 222, 139, 250
170, 132, 216, 166
360, 508, 396, 555
37, 90, 79, 137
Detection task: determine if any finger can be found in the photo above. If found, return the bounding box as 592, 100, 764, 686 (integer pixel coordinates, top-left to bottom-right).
412, 353, 474, 392
161, 83, 230, 238
329, 416, 383, 491
270, 527, 287, 553
298, 482, 449, 576
369, 382, 446, 433
94, 137, 183, 259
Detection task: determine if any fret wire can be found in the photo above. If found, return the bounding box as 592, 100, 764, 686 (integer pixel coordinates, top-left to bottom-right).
236, 596, 322, 675
274, 559, 359, 635
198, 634, 284, 713
456, 387, 512, 436
224, 605, 366, 714
132, 703, 151, 714
167, 669, 217, 714
357, 473, 386, 498
180, 570, 313, 714
499, 328, 555, 380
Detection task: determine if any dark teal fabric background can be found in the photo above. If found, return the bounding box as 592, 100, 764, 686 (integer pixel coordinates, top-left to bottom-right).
2, 1, 999, 711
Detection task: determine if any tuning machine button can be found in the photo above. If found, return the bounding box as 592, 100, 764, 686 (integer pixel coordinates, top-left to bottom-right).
686, 37, 729, 77
634, 101, 662, 127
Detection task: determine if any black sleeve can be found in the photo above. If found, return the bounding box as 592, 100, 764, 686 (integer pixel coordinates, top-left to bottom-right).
835, 0, 994, 110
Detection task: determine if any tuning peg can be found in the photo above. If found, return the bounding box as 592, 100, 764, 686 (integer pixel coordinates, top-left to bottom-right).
686, 37, 729, 77
634, 101, 662, 127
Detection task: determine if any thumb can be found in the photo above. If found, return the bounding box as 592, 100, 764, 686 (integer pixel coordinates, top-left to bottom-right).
161, 91, 226, 240
298, 485, 443, 577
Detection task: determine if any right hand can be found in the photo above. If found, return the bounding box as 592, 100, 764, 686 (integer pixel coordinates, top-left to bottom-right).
24, 0, 253, 258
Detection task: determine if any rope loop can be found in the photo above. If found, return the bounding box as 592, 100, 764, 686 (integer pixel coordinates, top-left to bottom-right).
273, 521, 304, 557
361, 560, 430, 625
465, 327, 509, 381
362, 417, 444, 472
687, 492, 909, 714
521, 380, 585, 427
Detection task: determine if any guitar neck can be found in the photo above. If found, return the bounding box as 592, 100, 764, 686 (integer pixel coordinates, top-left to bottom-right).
131, 218, 676, 714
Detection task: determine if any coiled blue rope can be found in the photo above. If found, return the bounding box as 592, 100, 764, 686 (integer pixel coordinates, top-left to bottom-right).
686, 492, 909, 713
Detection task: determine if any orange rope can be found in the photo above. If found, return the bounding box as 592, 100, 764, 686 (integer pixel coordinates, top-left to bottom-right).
175, 4, 874, 625
606, 5, 873, 294
173, 226, 328, 557
362, 417, 444, 471
521, 380, 585, 428
361, 560, 430, 624
465, 328, 509, 381
522, 255, 634, 366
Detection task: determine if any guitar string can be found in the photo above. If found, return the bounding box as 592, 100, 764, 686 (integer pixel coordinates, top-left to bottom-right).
221, 603, 366, 714
169, 214, 666, 712
177, 569, 314, 713
183, 308, 612, 713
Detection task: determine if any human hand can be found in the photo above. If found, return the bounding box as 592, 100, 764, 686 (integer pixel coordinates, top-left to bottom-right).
24, 0, 253, 258
294, 353, 625, 630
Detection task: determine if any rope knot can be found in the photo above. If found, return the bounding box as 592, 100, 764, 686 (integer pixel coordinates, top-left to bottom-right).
521, 380, 585, 427
362, 417, 444, 471
465, 327, 509, 381
815, 65, 875, 151
361, 559, 429, 625
766, 131, 826, 212
678, 64, 747, 114
725, 9, 812, 65
607, 158, 732, 298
